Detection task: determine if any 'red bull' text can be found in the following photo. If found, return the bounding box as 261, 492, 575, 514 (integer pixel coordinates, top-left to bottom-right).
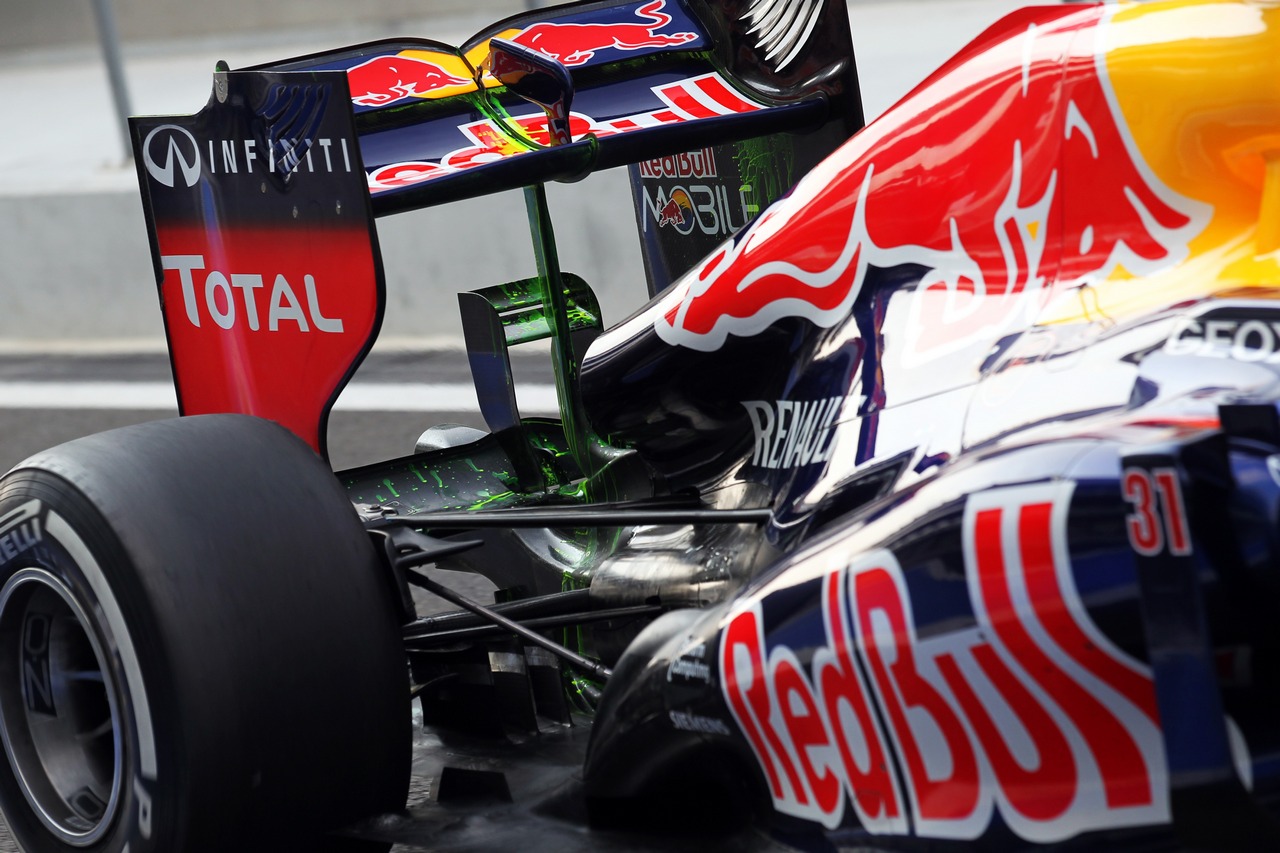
718, 482, 1197, 843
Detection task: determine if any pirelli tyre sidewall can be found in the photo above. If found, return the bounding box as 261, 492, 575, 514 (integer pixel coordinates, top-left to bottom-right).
0, 478, 172, 852
0, 415, 411, 853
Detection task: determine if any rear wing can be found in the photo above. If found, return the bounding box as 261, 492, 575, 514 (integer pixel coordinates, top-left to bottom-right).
130, 0, 861, 458
258, 0, 861, 218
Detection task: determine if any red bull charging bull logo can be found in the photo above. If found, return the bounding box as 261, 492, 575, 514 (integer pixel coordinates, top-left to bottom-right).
347, 54, 472, 107
657, 189, 694, 231
508, 0, 698, 67
654, 4, 1212, 355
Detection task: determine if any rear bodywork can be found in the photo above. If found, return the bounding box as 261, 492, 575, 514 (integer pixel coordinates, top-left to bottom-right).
128, 0, 1280, 849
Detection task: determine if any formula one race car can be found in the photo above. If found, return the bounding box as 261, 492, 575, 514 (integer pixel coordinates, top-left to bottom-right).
2, 0, 1279, 849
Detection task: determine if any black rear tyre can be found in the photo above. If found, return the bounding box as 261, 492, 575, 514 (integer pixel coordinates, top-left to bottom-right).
0, 415, 409, 852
